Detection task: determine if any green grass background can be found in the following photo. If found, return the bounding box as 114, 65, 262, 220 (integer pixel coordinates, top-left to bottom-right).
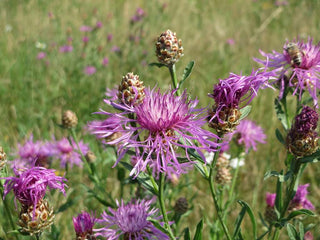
1, 0, 320, 239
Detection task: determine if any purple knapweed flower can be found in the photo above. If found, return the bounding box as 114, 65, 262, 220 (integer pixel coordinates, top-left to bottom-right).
87, 117, 123, 143
59, 45, 73, 53
290, 184, 315, 210
130, 8, 146, 24
2, 167, 67, 209
107, 33, 113, 42
96, 21, 102, 29
84, 66, 96, 75
304, 231, 314, 240
92, 88, 219, 177
265, 192, 276, 207
53, 138, 89, 168
73, 211, 97, 239
95, 199, 169, 240
82, 36, 89, 43
231, 119, 266, 153
102, 57, 109, 66
80, 25, 92, 32
111, 45, 121, 53
11, 136, 55, 170
293, 105, 318, 133
37, 52, 46, 60
226, 38, 235, 45
255, 38, 320, 107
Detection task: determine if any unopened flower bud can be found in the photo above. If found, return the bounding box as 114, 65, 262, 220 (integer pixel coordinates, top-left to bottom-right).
85, 151, 96, 163
18, 199, 55, 235
155, 29, 183, 66
287, 131, 318, 157
118, 72, 145, 106
62, 110, 78, 128
0, 146, 7, 171
216, 154, 229, 168
215, 167, 232, 185
174, 197, 188, 215
264, 206, 277, 224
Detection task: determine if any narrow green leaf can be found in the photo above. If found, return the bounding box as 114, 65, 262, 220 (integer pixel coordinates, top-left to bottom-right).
264, 170, 281, 180
275, 172, 283, 212
180, 61, 195, 87
55, 199, 75, 213
149, 219, 171, 236
275, 128, 285, 144
256, 230, 270, 240
233, 205, 247, 238
194, 161, 209, 178
148, 62, 167, 68
258, 212, 269, 228
239, 105, 251, 120
193, 219, 203, 240
237, 200, 257, 239
298, 221, 304, 240
274, 98, 289, 130
183, 228, 191, 240
287, 223, 298, 240
286, 209, 316, 221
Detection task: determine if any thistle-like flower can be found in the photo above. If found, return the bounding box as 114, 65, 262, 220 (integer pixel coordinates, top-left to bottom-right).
255, 38, 320, 106
91, 88, 219, 177
264, 192, 277, 223
207, 70, 273, 135
286, 106, 319, 157
288, 184, 315, 211
155, 29, 183, 66
73, 211, 97, 240
95, 199, 169, 240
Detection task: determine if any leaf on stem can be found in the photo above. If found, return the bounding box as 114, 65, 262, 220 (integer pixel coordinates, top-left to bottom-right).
148, 62, 167, 68
193, 219, 203, 240
274, 98, 289, 130
239, 105, 251, 121
180, 61, 195, 87
237, 200, 257, 239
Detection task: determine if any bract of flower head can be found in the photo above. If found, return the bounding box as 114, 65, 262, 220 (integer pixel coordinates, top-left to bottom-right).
2, 167, 67, 209
94, 199, 169, 240
73, 211, 97, 239
93, 88, 219, 177
232, 119, 267, 153
255, 38, 320, 107
53, 138, 89, 169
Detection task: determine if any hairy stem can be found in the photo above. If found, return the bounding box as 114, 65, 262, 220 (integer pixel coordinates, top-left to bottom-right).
169, 64, 181, 96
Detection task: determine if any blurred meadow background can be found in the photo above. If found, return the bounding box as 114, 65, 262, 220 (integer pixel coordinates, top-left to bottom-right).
1, 0, 320, 239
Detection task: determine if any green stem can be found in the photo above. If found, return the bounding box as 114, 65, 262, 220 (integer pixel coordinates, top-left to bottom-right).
158, 172, 175, 240
208, 139, 232, 240
169, 64, 181, 96
281, 98, 290, 131
146, 166, 159, 194
271, 228, 280, 240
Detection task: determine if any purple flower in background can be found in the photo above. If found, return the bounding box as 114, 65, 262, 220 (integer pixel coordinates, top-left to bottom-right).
84, 66, 96, 75
111, 45, 121, 53
107, 33, 113, 42
95, 199, 169, 240
255, 38, 320, 107
80, 25, 93, 32
304, 231, 314, 240
53, 138, 89, 168
231, 120, 266, 152
73, 211, 97, 239
290, 184, 315, 210
102, 57, 109, 66
37, 52, 46, 60
275, 0, 288, 6
226, 38, 235, 45
2, 167, 67, 209
130, 7, 146, 24
265, 192, 276, 207
93, 88, 219, 177
59, 45, 73, 53
82, 36, 89, 43
96, 21, 102, 29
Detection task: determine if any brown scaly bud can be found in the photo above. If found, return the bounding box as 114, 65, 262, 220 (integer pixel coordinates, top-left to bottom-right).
0, 146, 7, 171
155, 29, 183, 66
264, 206, 277, 224
286, 131, 318, 157
216, 154, 230, 168
174, 197, 188, 215
118, 72, 145, 106
18, 199, 55, 235
85, 151, 96, 163
208, 106, 241, 135
215, 167, 232, 185
62, 110, 78, 128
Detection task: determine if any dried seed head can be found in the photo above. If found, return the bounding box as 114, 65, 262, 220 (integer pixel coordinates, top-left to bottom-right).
18, 199, 55, 235
85, 151, 96, 163
215, 167, 232, 185
286, 131, 318, 157
216, 154, 230, 168
264, 206, 277, 224
62, 110, 78, 128
0, 146, 7, 171
118, 72, 145, 106
208, 106, 241, 135
174, 197, 188, 215
155, 29, 183, 66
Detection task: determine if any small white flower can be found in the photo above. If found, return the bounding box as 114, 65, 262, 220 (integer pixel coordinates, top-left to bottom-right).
5, 25, 12, 32
35, 41, 47, 49
204, 151, 215, 164
229, 155, 245, 169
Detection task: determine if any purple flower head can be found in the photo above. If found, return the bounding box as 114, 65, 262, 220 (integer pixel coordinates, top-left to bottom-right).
94, 88, 219, 177
231, 119, 267, 153
291, 184, 314, 210
37, 52, 46, 60
96, 21, 102, 29
130, 8, 146, 24
293, 106, 318, 133
95, 199, 169, 240
80, 25, 92, 32
82, 36, 89, 43
304, 231, 314, 240
84, 66, 96, 75
73, 211, 97, 239
59, 45, 73, 53
88, 117, 123, 143
208, 69, 274, 123
226, 38, 235, 45
11, 136, 55, 170
107, 33, 113, 42
102, 57, 109, 66
255, 38, 320, 107
2, 167, 67, 209
111, 45, 121, 53
265, 192, 276, 207
53, 138, 89, 168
